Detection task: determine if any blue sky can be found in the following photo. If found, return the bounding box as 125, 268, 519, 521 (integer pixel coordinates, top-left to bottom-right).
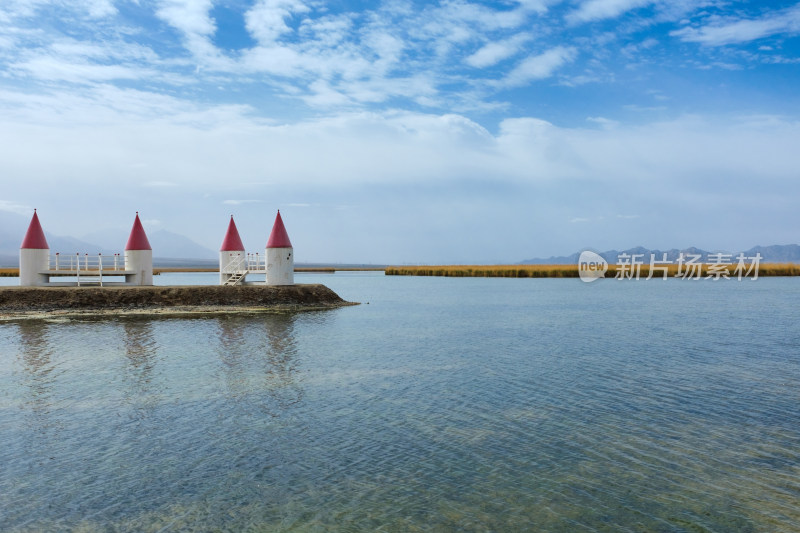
1, 0, 799, 263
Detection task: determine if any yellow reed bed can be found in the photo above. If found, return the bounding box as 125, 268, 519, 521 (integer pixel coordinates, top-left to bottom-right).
385, 263, 800, 278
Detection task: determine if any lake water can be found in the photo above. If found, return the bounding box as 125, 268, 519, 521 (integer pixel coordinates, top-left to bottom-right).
1, 272, 799, 532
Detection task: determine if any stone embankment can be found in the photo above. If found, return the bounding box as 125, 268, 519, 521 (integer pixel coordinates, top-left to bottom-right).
0, 284, 355, 319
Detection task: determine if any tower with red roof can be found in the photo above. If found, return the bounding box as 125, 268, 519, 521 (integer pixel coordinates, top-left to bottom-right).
219, 215, 246, 285
266, 210, 294, 285
19, 210, 50, 286
124, 212, 153, 285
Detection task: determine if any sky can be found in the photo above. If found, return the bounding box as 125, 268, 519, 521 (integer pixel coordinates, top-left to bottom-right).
1, 0, 799, 264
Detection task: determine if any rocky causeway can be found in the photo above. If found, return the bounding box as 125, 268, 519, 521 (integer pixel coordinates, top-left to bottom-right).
0, 284, 356, 320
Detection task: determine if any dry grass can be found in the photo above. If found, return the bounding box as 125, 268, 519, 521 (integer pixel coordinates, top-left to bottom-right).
756, 263, 800, 276
385, 263, 800, 278
385, 265, 580, 278
320, 267, 386, 271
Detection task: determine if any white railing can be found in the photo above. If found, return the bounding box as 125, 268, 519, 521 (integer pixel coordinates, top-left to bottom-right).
221, 252, 266, 273
50, 253, 126, 272
245, 252, 265, 271
221, 254, 246, 274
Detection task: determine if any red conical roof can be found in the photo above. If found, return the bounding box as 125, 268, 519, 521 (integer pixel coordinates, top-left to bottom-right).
266, 210, 292, 248
20, 210, 49, 250
125, 212, 152, 251
220, 215, 245, 251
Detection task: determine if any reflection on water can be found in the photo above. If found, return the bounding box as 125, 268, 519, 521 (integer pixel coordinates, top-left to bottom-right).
262, 314, 303, 413
124, 320, 157, 373
216, 313, 303, 416
1, 275, 800, 532
122, 320, 159, 419
16, 321, 60, 435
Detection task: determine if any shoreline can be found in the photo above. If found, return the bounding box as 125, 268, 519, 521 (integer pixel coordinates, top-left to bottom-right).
0, 284, 357, 321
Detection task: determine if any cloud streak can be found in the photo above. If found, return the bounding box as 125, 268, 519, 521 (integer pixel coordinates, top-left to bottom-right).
465, 34, 531, 68
499, 46, 577, 87
671, 5, 800, 46
567, 0, 654, 25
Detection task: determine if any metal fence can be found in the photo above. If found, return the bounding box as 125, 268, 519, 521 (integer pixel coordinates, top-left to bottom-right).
49, 253, 126, 272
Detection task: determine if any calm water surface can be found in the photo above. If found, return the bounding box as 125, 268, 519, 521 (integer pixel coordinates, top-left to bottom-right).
1, 272, 799, 532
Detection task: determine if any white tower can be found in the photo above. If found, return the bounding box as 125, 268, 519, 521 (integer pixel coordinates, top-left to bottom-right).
124, 212, 153, 286
219, 215, 245, 285
19, 210, 50, 287
266, 210, 294, 286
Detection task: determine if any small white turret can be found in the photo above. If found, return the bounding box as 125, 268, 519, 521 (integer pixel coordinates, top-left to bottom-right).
124, 212, 153, 286
219, 215, 245, 285
265, 210, 294, 286
19, 210, 50, 287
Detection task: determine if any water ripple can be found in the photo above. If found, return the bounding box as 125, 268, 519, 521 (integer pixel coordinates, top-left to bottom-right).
1, 277, 800, 531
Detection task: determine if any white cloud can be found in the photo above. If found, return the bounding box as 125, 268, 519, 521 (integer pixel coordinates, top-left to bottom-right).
500, 46, 577, 87
303, 79, 351, 107
240, 45, 305, 77
621, 36, 659, 57
299, 14, 354, 47
491, 113, 800, 188
587, 116, 618, 128
0, 200, 33, 215
515, 0, 556, 14
12, 0, 118, 19
465, 34, 531, 68
245, 0, 310, 44
8, 38, 163, 84
671, 5, 800, 46
622, 103, 666, 112
85, 0, 117, 19
142, 218, 162, 228
328, 75, 438, 106
420, 1, 529, 34
0, 1, 60, 21
223, 200, 262, 205
157, 0, 215, 37
361, 28, 405, 75
466, 42, 516, 68
156, 0, 227, 63
13, 56, 151, 83
567, 0, 654, 24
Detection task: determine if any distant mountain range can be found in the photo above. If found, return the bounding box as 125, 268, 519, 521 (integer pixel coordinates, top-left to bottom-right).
0, 210, 216, 267
523, 244, 800, 264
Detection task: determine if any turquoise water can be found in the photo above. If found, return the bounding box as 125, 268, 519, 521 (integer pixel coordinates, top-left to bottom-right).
1, 272, 799, 531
